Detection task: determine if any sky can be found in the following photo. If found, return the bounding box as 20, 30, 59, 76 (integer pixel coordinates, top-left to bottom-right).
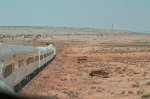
0, 0, 150, 32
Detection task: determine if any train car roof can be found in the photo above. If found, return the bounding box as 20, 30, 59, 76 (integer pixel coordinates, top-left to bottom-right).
37, 45, 54, 52
0, 44, 14, 61
2, 44, 38, 54
0, 44, 39, 62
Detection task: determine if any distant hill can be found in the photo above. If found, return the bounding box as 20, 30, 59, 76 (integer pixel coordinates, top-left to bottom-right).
140, 31, 150, 34
0, 26, 140, 36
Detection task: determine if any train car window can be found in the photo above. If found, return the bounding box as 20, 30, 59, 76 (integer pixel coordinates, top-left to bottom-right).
46, 53, 49, 57
40, 55, 43, 60
50, 51, 54, 55
44, 54, 47, 58
3, 64, 13, 78
36, 56, 39, 61
17, 60, 24, 68
27, 58, 34, 65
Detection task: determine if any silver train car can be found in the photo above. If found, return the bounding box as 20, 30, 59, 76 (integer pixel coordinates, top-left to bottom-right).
0, 43, 56, 93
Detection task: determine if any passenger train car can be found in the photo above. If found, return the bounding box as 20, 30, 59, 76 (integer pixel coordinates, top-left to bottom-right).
0, 43, 56, 93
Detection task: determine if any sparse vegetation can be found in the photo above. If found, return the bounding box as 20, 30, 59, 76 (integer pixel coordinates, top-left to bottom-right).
1, 26, 150, 99
141, 93, 150, 98
132, 82, 140, 88
145, 82, 150, 86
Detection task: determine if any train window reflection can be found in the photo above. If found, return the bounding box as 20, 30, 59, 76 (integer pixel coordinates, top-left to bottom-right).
3, 64, 13, 78
27, 58, 34, 65
17, 60, 24, 68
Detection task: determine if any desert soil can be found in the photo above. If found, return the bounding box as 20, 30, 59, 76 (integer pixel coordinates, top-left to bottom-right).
16, 35, 150, 99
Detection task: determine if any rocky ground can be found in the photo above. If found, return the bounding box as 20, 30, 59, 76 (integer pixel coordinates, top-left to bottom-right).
1, 26, 150, 99
17, 34, 150, 99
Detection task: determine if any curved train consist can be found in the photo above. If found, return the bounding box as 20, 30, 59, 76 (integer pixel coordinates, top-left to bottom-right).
0, 43, 56, 93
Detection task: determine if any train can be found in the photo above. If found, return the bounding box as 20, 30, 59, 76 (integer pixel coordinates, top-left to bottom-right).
0, 43, 56, 94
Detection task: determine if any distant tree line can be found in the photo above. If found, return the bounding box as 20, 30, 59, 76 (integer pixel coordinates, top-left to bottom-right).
0, 33, 53, 41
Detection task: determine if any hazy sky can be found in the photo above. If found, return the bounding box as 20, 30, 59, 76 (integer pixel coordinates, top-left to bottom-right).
0, 0, 150, 32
